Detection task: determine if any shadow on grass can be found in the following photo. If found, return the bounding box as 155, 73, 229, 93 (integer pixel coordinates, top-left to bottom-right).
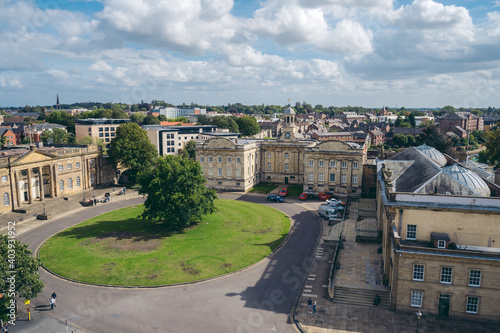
252, 233, 289, 252
54, 217, 195, 241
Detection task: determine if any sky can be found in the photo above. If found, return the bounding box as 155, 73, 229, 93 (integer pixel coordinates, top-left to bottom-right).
0, 0, 499, 108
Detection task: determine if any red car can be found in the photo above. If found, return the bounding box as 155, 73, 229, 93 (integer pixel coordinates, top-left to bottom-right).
279, 188, 289, 197
299, 193, 309, 200
318, 192, 333, 200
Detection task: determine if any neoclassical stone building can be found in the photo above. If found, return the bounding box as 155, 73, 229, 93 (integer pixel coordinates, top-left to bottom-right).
0, 145, 106, 214
196, 108, 366, 196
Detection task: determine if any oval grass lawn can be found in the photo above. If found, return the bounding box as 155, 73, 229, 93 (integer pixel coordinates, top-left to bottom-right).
38, 199, 290, 286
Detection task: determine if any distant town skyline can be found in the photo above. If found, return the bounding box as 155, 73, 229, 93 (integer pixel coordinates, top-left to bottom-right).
1, 0, 499, 108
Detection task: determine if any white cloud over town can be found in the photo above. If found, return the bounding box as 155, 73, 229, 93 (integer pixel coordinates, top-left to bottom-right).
0, 0, 499, 107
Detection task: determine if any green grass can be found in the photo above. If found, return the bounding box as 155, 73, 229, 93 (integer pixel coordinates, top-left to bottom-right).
248, 183, 278, 194
39, 200, 289, 286
287, 185, 304, 197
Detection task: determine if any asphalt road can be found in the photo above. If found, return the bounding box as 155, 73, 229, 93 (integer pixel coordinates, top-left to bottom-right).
16, 193, 321, 333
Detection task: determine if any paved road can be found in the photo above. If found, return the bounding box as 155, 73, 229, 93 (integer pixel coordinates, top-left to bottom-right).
14, 193, 321, 333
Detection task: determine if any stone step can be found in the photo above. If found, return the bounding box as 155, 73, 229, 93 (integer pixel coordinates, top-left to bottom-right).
333, 286, 390, 308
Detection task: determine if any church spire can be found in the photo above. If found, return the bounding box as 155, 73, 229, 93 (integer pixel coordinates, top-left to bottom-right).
56, 94, 60, 109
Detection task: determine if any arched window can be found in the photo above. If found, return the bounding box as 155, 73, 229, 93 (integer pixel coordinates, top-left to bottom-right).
59, 180, 64, 191
76, 176, 81, 188
68, 178, 73, 189
3, 193, 9, 206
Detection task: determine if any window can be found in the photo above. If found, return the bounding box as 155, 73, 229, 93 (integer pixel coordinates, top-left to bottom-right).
352, 175, 358, 184
111, 127, 115, 131
411, 290, 423, 307
3, 193, 9, 206
267, 163, 271, 170
111, 133, 115, 137
218, 168, 222, 176
466, 297, 479, 313
208, 168, 213, 176
236, 158, 241, 163
437, 240, 446, 248
105, 138, 110, 142
105, 127, 109, 131
58, 165, 63, 171
227, 157, 232, 163
68, 178, 73, 189
353, 162, 358, 169
319, 173, 324, 182
284, 163, 289, 171
330, 161, 336, 167
227, 168, 232, 177
319, 160, 324, 167
99, 133, 103, 137
200, 157, 205, 162
309, 160, 314, 167
90, 173, 94, 184
330, 173, 336, 182
341, 174, 346, 183
413, 265, 424, 281
76, 176, 81, 188
267, 152, 271, 158
441, 267, 453, 284
236, 169, 241, 177
208, 156, 213, 162
308, 172, 313, 181
341, 161, 347, 168
88, 127, 91, 132
407, 225, 417, 240
67, 164, 72, 170
469, 270, 481, 287
1, 175, 7, 182
105, 133, 110, 137
217, 157, 222, 162
284, 153, 289, 159
76, 162, 80, 169
59, 180, 64, 191
98, 127, 103, 132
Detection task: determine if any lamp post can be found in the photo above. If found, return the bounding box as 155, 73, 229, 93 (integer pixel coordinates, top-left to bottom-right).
42, 200, 45, 216
416, 310, 422, 333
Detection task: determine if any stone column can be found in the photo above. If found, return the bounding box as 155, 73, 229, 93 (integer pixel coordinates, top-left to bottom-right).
52, 164, 58, 197
13, 171, 21, 208
27, 168, 32, 204
38, 166, 44, 200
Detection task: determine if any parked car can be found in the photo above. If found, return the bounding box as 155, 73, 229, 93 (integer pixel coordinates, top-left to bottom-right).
318, 204, 338, 220
279, 188, 289, 197
318, 192, 334, 200
267, 194, 284, 202
299, 192, 309, 200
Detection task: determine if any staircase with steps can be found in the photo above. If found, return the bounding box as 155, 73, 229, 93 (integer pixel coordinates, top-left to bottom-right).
332, 286, 390, 308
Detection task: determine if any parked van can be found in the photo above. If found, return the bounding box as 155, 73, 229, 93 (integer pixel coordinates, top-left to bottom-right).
318, 204, 338, 220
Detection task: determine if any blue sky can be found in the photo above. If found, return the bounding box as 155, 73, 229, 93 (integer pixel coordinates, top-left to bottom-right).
1, 0, 499, 108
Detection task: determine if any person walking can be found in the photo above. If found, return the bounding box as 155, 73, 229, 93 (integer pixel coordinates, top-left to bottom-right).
307, 297, 313, 314
93, 198, 97, 206
50, 296, 56, 310
313, 299, 317, 314
51, 292, 57, 307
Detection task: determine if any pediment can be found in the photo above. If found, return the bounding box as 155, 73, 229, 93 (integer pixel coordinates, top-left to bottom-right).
12, 150, 55, 166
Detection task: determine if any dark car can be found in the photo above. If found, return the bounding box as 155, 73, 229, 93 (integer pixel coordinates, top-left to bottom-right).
267, 194, 284, 202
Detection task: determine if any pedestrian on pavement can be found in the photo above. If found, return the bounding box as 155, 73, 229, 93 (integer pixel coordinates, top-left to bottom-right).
51, 292, 57, 307
50, 296, 56, 310
307, 297, 312, 314
94, 198, 97, 206
313, 299, 317, 313
3, 322, 9, 333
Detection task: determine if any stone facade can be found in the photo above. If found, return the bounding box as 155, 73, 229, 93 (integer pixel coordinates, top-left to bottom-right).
377, 164, 500, 321
0, 145, 108, 215
196, 107, 366, 197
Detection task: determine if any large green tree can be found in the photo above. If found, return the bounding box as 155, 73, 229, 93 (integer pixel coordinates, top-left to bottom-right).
421, 125, 454, 155
236, 115, 260, 136
1, 235, 44, 322
40, 128, 69, 144
138, 155, 217, 227
108, 123, 158, 182
483, 129, 500, 167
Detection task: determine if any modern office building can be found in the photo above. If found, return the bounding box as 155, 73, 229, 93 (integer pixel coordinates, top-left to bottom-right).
74, 118, 131, 145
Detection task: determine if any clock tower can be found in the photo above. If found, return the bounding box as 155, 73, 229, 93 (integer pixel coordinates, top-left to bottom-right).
280, 107, 297, 141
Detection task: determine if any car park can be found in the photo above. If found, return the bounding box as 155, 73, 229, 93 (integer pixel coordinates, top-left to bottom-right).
267, 194, 284, 202
279, 188, 289, 197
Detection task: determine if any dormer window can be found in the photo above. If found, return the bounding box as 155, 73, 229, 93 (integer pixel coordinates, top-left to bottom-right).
431, 232, 450, 249
437, 240, 446, 248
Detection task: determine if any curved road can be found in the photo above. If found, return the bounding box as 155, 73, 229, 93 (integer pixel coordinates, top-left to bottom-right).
19, 193, 321, 333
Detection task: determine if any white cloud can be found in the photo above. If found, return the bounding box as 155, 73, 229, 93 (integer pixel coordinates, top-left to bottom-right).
89, 60, 113, 72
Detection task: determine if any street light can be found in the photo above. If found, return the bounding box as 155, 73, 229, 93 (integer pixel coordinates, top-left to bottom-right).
42, 200, 46, 216
416, 310, 422, 333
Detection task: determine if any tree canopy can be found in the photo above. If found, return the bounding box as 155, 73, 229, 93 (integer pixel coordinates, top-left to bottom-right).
138, 155, 217, 227
108, 123, 158, 182
483, 129, 500, 167
236, 115, 260, 136
40, 128, 70, 144
1, 235, 44, 322
421, 125, 454, 155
